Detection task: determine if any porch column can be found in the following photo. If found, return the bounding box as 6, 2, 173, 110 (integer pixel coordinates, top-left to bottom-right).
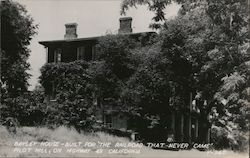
206, 127, 211, 143
188, 114, 191, 143
180, 114, 184, 142
195, 119, 199, 140
171, 112, 175, 141
187, 92, 192, 143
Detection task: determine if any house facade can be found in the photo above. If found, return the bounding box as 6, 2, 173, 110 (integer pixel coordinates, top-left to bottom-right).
39, 17, 156, 133
39, 17, 210, 143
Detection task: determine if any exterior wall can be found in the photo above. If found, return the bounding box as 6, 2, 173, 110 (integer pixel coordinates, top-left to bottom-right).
40, 32, 211, 143
47, 41, 96, 63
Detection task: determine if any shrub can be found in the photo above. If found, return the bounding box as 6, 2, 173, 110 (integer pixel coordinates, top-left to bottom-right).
211, 125, 249, 152
39, 60, 96, 130
43, 100, 96, 131
0, 91, 46, 126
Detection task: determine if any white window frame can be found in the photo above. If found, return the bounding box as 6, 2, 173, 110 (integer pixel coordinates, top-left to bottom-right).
54, 48, 62, 63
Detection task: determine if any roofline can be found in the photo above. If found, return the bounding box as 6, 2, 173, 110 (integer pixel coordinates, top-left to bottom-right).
39, 31, 157, 47
39, 36, 100, 46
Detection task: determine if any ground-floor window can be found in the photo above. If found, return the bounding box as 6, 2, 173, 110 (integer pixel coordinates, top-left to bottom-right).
105, 114, 112, 128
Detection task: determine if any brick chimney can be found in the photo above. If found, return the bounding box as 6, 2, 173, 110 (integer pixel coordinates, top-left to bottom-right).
64, 23, 78, 39
118, 17, 132, 34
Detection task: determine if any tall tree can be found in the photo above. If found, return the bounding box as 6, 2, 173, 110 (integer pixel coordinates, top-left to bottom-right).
121, 0, 249, 148
121, 0, 182, 29
1, 0, 37, 96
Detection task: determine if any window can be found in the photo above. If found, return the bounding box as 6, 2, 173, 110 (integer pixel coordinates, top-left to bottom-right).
77, 46, 85, 60
105, 115, 112, 128
54, 48, 62, 63
77, 45, 94, 61
85, 45, 92, 61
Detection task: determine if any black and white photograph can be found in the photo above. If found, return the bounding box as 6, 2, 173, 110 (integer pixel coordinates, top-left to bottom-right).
0, 0, 249, 157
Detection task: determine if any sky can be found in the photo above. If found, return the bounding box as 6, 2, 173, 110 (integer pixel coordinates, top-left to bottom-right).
15, 0, 180, 90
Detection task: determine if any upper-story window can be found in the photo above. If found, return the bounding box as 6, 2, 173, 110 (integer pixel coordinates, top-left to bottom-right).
85, 46, 92, 61
54, 48, 62, 63
77, 46, 85, 60
77, 45, 94, 61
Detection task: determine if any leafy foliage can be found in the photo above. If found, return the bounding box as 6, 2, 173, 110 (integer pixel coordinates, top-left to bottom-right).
0, 0, 41, 129
0, 90, 46, 126
1, 0, 37, 95
121, 0, 249, 150
121, 0, 182, 29
40, 60, 95, 130
87, 34, 141, 110
3, 0, 246, 151
40, 60, 90, 101
39, 34, 154, 131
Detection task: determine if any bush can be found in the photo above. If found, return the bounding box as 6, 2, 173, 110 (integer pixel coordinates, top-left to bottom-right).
43, 100, 96, 131
39, 60, 96, 130
211, 125, 249, 152
0, 91, 46, 126
0, 92, 96, 131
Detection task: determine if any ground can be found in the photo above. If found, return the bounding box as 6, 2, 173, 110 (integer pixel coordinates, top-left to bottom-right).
0, 126, 248, 158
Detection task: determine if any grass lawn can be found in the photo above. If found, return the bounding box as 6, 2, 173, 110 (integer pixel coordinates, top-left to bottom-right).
0, 126, 248, 158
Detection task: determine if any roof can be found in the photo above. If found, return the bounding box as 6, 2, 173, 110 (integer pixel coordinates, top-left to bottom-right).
119, 17, 132, 21
39, 31, 156, 47
39, 36, 100, 46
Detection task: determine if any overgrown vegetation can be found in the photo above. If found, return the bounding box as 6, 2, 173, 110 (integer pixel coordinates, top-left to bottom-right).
40, 61, 95, 130
38, 35, 142, 131
0, 125, 132, 157
0, 126, 248, 157
1, 0, 37, 95
120, 0, 250, 151
1, 0, 249, 152
0, 89, 45, 126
